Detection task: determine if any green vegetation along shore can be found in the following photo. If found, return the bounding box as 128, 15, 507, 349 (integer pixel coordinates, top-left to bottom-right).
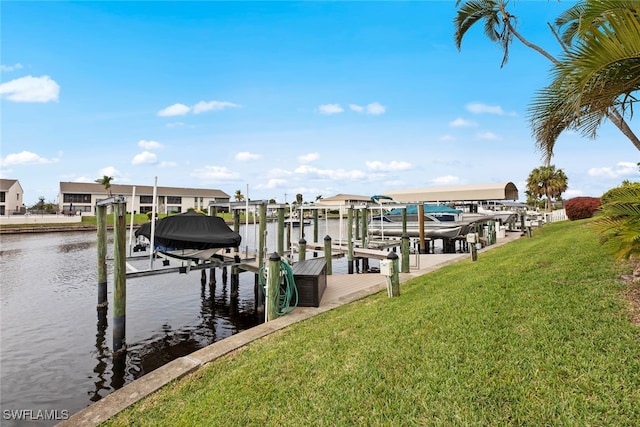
104, 219, 639, 426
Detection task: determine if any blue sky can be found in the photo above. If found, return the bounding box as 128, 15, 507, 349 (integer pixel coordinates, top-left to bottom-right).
1, 1, 638, 206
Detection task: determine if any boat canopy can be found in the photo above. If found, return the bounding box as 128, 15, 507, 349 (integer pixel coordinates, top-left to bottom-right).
135, 211, 241, 250
387, 204, 462, 216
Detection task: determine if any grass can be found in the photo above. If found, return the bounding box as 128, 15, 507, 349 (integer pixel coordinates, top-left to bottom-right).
104, 219, 640, 426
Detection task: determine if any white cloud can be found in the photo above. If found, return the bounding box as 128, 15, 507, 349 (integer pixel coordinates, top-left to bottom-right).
235, 151, 262, 161
0, 75, 60, 103
99, 166, 121, 178
365, 160, 412, 172
476, 131, 501, 140
564, 189, 584, 198
349, 104, 364, 112
299, 152, 320, 163
588, 161, 639, 178
1, 63, 24, 72
0, 151, 57, 166
193, 100, 241, 114
191, 165, 240, 180
166, 122, 185, 128
258, 178, 288, 189
137, 139, 163, 150
294, 164, 367, 180
466, 102, 503, 115
449, 117, 477, 127
73, 176, 97, 183
159, 161, 177, 168
366, 102, 386, 115
157, 103, 191, 117
267, 168, 293, 178
318, 104, 344, 115
431, 175, 461, 185
131, 151, 157, 165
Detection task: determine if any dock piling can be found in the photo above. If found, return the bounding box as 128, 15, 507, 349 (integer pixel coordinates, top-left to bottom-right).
323, 235, 332, 275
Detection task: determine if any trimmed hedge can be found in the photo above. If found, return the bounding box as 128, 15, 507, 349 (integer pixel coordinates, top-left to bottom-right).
565, 197, 601, 220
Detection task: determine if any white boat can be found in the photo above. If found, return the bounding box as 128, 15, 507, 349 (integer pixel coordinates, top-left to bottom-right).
368, 204, 494, 239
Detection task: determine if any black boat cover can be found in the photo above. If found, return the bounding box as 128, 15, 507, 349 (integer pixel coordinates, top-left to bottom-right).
135, 211, 242, 250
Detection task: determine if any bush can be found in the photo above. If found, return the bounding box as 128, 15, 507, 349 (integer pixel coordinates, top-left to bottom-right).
601, 182, 640, 205
565, 197, 601, 220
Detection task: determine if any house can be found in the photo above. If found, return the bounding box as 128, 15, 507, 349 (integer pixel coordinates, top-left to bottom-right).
58, 182, 231, 216
0, 179, 25, 216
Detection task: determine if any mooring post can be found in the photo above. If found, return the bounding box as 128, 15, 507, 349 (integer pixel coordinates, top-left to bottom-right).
298, 238, 306, 261
277, 207, 285, 256
113, 201, 127, 354
418, 204, 426, 254
259, 202, 267, 268
401, 233, 410, 273
96, 204, 108, 308
231, 265, 239, 298
324, 235, 332, 275
361, 206, 368, 249
347, 206, 354, 274
387, 252, 400, 297
209, 267, 216, 287
266, 252, 281, 322
313, 209, 319, 257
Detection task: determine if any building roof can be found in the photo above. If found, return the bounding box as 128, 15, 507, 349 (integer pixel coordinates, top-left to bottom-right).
59, 182, 230, 198
382, 182, 518, 202
0, 179, 20, 191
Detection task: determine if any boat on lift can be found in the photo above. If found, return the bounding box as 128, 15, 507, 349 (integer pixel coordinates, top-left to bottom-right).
135, 211, 241, 261
367, 204, 492, 239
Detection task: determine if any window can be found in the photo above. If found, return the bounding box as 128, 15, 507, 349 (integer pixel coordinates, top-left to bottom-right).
0, 192, 5, 203
167, 196, 181, 204
139, 195, 154, 204
63, 194, 92, 203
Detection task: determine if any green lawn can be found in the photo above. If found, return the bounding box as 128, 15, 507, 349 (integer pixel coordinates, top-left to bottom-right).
104, 219, 640, 426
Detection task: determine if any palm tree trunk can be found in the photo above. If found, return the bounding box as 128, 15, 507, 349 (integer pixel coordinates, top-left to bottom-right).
606, 108, 640, 152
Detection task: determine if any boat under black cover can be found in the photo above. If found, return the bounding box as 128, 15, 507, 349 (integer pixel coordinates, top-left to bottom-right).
135, 211, 241, 250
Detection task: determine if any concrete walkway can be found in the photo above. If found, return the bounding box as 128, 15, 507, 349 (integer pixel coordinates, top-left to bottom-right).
59, 231, 523, 426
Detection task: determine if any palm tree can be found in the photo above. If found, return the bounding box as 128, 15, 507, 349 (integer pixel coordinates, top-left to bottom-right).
528, 0, 640, 162
526, 165, 568, 212
95, 175, 113, 197
234, 189, 244, 202
454, 0, 640, 161
593, 185, 640, 262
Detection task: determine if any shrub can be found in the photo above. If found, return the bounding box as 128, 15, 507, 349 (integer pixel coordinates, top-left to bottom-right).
565, 197, 601, 220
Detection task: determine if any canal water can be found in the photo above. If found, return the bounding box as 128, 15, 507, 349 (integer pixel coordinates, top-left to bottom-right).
0, 219, 361, 425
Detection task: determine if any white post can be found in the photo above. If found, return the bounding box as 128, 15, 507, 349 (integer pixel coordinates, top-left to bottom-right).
149, 177, 157, 270
128, 186, 136, 257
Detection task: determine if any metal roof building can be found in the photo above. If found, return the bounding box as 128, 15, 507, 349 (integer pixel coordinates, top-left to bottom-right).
382, 182, 519, 203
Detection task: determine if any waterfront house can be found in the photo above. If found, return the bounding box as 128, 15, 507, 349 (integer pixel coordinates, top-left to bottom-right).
0, 179, 25, 216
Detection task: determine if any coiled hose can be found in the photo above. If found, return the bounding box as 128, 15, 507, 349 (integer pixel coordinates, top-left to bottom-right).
258, 260, 299, 316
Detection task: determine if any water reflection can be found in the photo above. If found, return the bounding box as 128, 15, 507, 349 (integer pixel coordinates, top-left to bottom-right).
90, 307, 108, 403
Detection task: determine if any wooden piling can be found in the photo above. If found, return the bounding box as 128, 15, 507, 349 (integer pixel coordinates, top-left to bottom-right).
324, 235, 332, 275
113, 201, 127, 354
266, 252, 280, 322
277, 207, 285, 256
298, 238, 306, 261
258, 202, 267, 269
401, 233, 410, 273
96, 205, 108, 308
418, 203, 426, 254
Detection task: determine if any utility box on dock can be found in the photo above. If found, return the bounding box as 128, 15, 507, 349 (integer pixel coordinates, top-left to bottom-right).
293, 259, 327, 307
